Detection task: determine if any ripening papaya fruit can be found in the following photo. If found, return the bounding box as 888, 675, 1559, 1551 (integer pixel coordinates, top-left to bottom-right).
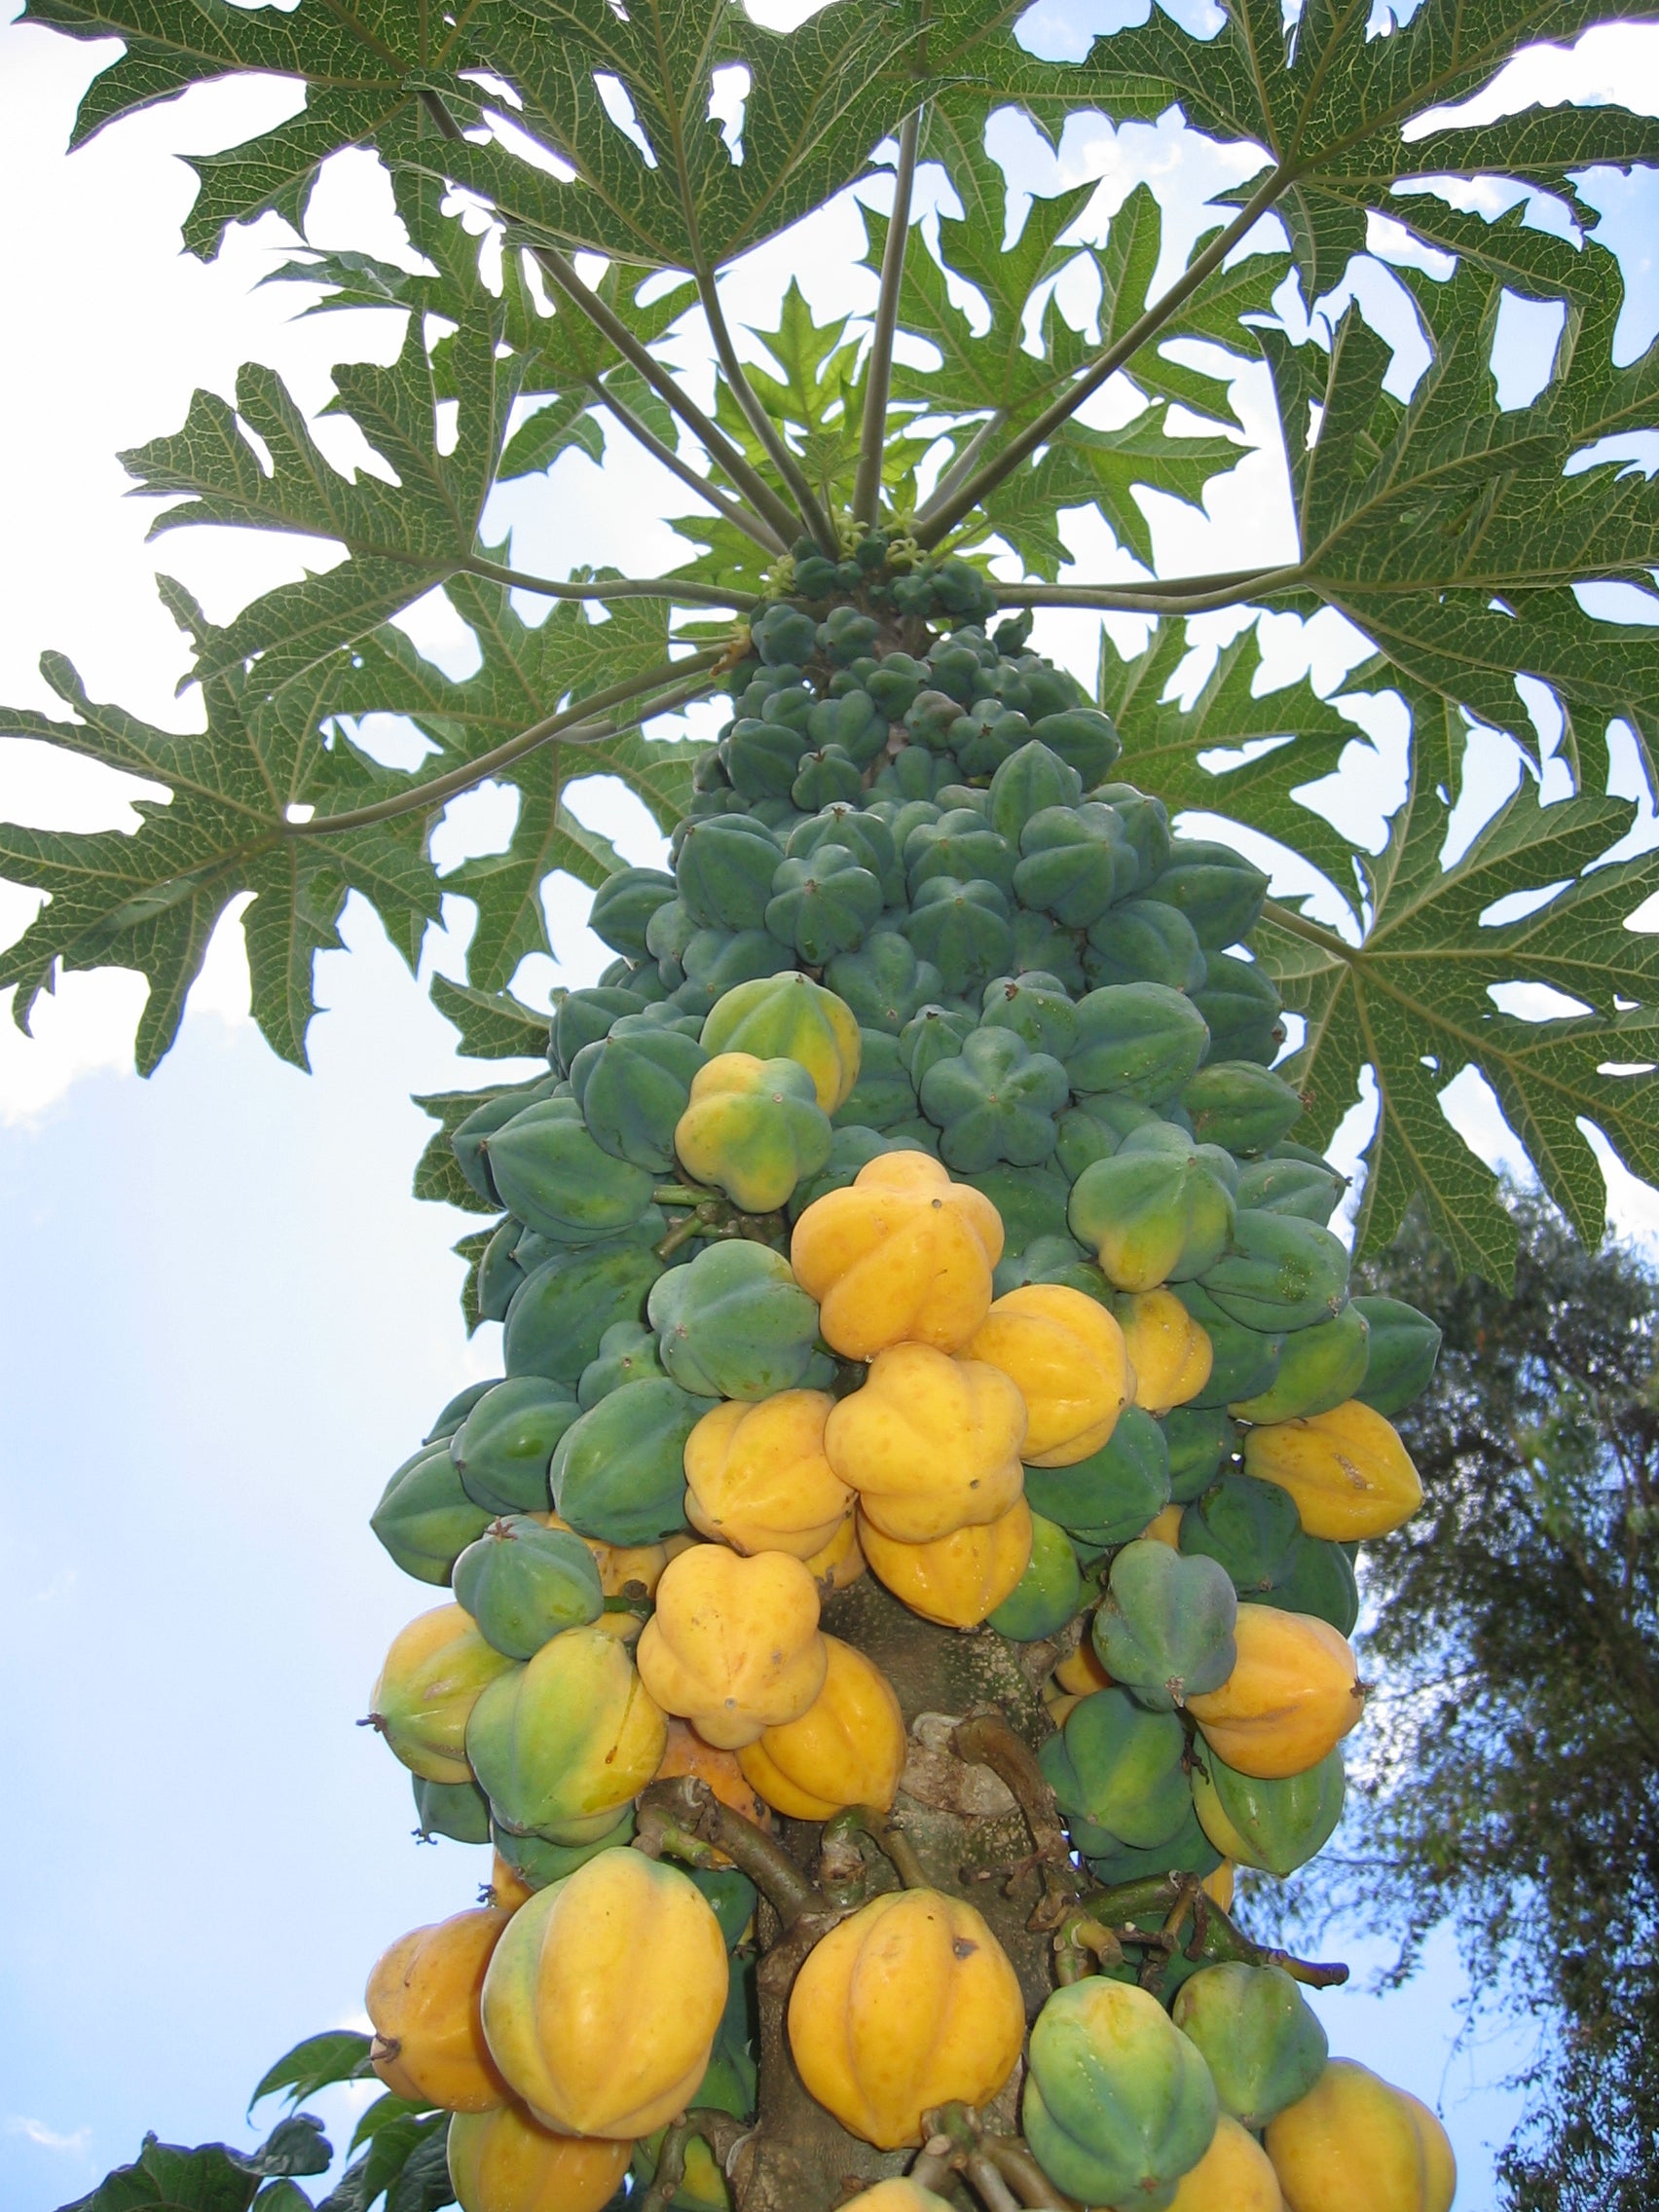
486, 1855, 535, 1913
1351, 1296, 1443, 1417
480, 1850, 729, 2138
1231, 1304, 1371, 1425
699, 972, 861, 1112
1092, 1539, 1238, 1711
965, 1282, 1131, 1464
1175, 1281, 1284, 1411
413, 1772, 493, 1845
1165, 2113, 1287, 2212
1400, 2091, 1457, 2212
548, 1377, 704, 1546
825, 1341, 1027, 1541
736, 1635, 905, 1819
1200, 1214, 1349, 1334
1242, 1399, 1422, 1539
787, 1888, 1026, 2148
1115, 1286, 1215, 1417
1192, 1745, 1346, 1877
674, 1052, 833, 1212
370, 1604, 517, 1784
373, 1443, 495, 1584
1022, 1977, 1218, 2209
502, 1239, 664, 1390
366, 1907, 512, 2111
833, 2184, 955, 2212
1039, 1687, 1192, 1849
987, 1509, 1084, 1640
647, 1240, 823, 1402
635, 1545, 828, 1749
683, 1390, 854, 1559
1265, 2060, 1448, 2212
1187, 1604, 1363, 1778
791, 1150, 1002, 1358
490, 1813, 637, 1896
452, 1517, 605, 1660
858, 1495, 1033, 1628
1022, 1404, 1171, 1546
466, 1625, 667, 1844
1173, 1964, 1329, 2130
447, 2102, 633, 2212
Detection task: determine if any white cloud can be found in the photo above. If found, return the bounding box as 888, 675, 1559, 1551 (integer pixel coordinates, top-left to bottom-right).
6, 2117, 92, 2155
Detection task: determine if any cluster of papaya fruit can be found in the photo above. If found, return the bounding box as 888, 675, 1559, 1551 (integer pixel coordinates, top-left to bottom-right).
361, 565, 1455, 2212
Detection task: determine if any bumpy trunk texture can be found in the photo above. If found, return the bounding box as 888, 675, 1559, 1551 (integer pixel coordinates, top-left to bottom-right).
730, 1576, 1055, 2212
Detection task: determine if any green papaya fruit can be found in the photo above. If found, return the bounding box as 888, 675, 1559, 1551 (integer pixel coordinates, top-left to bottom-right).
1028, 707, 1122, 783
677, 926, 794, 1013
1023, 1404, 1171, 1544
1067, 980, 1210, 1104
1023, 1975, 1217, 2212
987, 740, 1084, 844
502, 1236, 664, 1388
1090, 784, 1170, 883
1161, 1407, 1241, 1502
918, 1026, 1069, 1171
1053, 1093, 1160, 1179
672, 814, 783, 933
1084, 1800, 1221, 1889
476, 1219, 526, 1324
452, 1516, 606, 1659
1013, 803, 1133, 930
450, 1377, 584, 1515
977, 971, 1080, 1059
965, 1162, 1072, 1255
424, 1378, 503, 1445
675, 1052, 834, 1210
568, 1015, 708, 1173
1352, 1294, 1443, 1415
807, 687, 888, 763
897, 691, 963, 756
589, 866, 678, 959
485, 1099, 655, 1244
491, 1808, 637, 1891
925, 638, 986, 706
819, 603, 881, 662
951, 700, 1030, 778
721, 716, 808, 800
899, 1003, 977, 1087
987, 1511, 1084, 1641
1230, 1303, 1370, 1422
1010, 907, 1087, 993
1145, 837, 1271, 948
1038, 1687, 1192, 1849
1270, 1532, 1360, 1635
412, 1772, 493, 1845
786, 1124, 911, 1219
646, 1240, 822, 1401
600, 955, 671, 1002
450, 1088, 533, 1204
904, 809, 1018, 899
551, 986, 643, 1077
577, 1319, 667, 1408
791, 805, 904, 901
1234, 1154, 1346, 1222
1192, 1744, 1346, 1877
993, 1231, 1106, 1301
1173, 1282, 1285, 1410
832, 1029, 917, 1130
1178, 1471, 1304, 1599
901, 876, 1015, 995
1191, 949, 1285, 1064
826, 931, 946, 1035
372, 1443, 494, 1583
1181, 1060, 1305, 1156
750, 604, 818, 666
549, 1376, 704, 1543
766, 844, 884, 962
1068, 1145, 1233, 1292
1172, 1964, 1329, 2130
1093, 1538, 1237, 1709
645, 895, 700, 982
792, 745, 865, 810
1084, 897, 1206, 993
1199, 1212, 1350, 1332
865, 651, 928, 719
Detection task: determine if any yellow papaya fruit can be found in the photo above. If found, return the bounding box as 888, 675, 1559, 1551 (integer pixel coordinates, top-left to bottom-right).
1115, 1288, 1215, 1418
1201, 1861, 1236, 1912
1054, 1638, 1114, 1696
540, 1513, 670, 1599
635, 1545, 828, 1749
1400, 2091, 1457, 2212
488, 1853, 536, 1914
787, 1888, 1025, 2149
1187, 1604, 1364, 1779
683, 1390, 855, 1559
791, 1152, 1003, 1359
836, 2186, 956, 2212
1045, 1689, 1083, 1726
1265, 2060, 1437, 2212
825, 1342, 1026, 1542
965, 1283, 1132, 1464
655, 1717, 773, 1838
804, 1510, 867, 1591
737, 1636, 906, 1819
369, 1604, 517, 1784
481, 1849, 728, 2139
858, 1497, 1033, 1629
1167, 2112, 1286, 2212
447, 2102, 632, 2212
1143, 1503, 1185, 1546
366, 1907, 512, 2112
1242, 1400, 1422, 1540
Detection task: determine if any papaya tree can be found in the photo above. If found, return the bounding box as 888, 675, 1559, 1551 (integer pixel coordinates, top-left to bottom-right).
19, 3, 1659, 2211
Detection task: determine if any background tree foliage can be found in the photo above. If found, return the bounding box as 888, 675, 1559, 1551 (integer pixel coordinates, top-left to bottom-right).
1297, 1196, 1659, 2211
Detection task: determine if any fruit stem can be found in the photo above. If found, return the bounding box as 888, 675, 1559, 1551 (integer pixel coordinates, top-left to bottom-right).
1083, 1871, 1350, 1989
836, 1803, 931, 1890
637, 2109, 751, 2212
637, 1775, 826, 1928
951, 1713, 1088, 1929
965, 2152, 1023, 2211
979, 2135, 1077, 2210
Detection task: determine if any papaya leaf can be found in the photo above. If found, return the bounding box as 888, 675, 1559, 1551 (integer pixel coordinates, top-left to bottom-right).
252, 2188, 316, 2212
412, 1085, 526, 1213
59, 2121, 333, 2212
250, 2034, 373, 2116
455, 1227, 496, 1336
381, 2129, 454, 2212
429, 977, 552, 1061
356, 2115, 447, 2212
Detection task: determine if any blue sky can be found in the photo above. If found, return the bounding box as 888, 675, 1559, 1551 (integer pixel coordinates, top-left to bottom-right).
3, 4, 1658, 2206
